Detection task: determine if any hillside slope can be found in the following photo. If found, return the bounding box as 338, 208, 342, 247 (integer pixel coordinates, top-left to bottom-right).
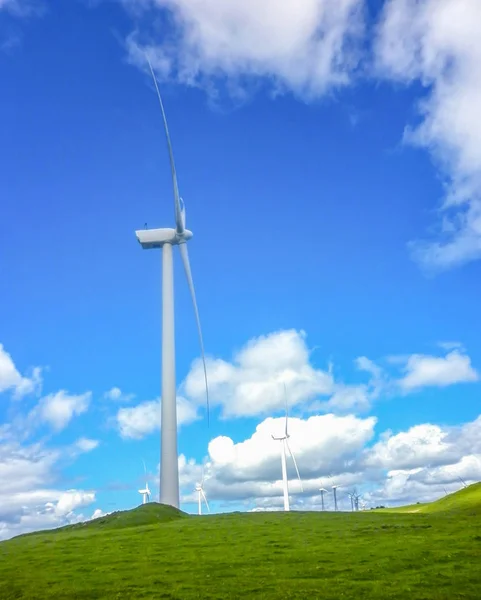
16, 502, 187, 540
379, 482, 481, 515
1, 503, 481, 599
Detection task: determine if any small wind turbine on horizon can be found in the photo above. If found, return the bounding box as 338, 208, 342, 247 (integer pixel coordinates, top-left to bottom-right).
135, 56, 209, 509
138, 482, 151, 505
319, 488, 328, 511
138, 460, 151, 505
349, 490, 361, 512
194, 468, 210, 515
332, 484, 339, 511
272, 385, 303, 512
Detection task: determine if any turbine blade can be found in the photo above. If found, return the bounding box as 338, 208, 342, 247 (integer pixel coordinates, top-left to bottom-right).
285, 439, 303, 492
142, 459, 147, 477
145, 55, 185, 233
178, 242, 209, 425
201, 489, 210, 513
283, 383, 289, 437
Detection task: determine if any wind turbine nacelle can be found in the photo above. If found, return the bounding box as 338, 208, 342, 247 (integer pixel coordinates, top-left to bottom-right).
135, 227, 193, 249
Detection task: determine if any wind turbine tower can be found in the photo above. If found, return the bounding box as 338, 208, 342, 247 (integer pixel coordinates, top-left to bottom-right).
332, 485, 339, 511
272, 385, 303, 512
194, 468, 210, 515
135, 57, 209, 509
138, 482, 151, 505
319, 488, 328, 511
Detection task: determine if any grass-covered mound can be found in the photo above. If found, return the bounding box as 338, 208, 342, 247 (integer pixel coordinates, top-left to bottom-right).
66, 502, 186, 533
1, 495, 480, 599
378, 482, 481, 515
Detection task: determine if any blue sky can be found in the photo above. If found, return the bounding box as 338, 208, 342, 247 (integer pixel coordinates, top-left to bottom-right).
1, 0, 481, 539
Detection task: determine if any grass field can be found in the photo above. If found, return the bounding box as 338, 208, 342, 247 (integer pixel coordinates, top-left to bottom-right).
1, 484, 480, 600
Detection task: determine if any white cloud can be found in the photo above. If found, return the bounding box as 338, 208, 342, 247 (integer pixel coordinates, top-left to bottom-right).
178, 410, 481, 512
398, 350, 478, 391
31, 390, 92, 431
376, 0, 481, 271
74, 438, 99, 453
125, 0, 364, 99
0, 439, 97, 541
90, 508, 107, 520
365, 423, 456, 471
0, 343, 42, 399
104, 387, 135, 402
116, 396, 198, 439
183, 329, 335, 417
54, 490, 96, 517
179, 413, 376, 508
183, 331, 477, 418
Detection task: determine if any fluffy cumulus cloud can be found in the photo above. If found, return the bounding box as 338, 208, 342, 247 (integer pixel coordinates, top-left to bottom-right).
180, 412, 377, 510
184, 330, 334, 417
125, 0, 365, 98
0, 344, 42, 399
0, 344, 105, 540
30, 390, 92, 431
0, 438, 100, 541
116, 396, 198, 439
376, 0, 481, 270
398, 349, 479, 390
182, 330, 478, 419
179, 413, 481, 511
120, 0, 481, 271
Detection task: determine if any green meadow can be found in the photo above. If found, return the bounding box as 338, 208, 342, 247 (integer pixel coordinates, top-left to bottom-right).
1, 484, 480, 599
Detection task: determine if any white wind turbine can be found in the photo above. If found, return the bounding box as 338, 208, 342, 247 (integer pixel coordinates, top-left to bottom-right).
319, 488, 328, 511
272, 385, 303, 512
194, 468, 210, 515
138, 481, 151, 505
135, 57, 209, 509
332, 484, 339, 511
138, 460, 151, 505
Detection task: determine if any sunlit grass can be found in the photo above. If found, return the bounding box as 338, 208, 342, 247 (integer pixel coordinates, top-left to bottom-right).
1, 484, 480, 599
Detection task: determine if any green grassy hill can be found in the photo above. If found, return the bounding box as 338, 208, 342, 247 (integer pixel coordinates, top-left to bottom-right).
1, 486, 480, 600
377, 481, 481, 515
21, 502, 188, 538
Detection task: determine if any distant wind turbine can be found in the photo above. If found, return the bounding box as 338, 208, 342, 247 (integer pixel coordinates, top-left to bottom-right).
349, 489, 361, 512
138, 460, 151, 504
138, 482, 151, 505
272, 385, 303, 512
319, 488, 328, 511
195, 468, 210, 515
135, 56, 209, 509
332, 485, 339, 511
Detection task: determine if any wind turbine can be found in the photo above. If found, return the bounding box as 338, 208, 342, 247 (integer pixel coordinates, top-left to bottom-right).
272, 385, 303, 512
348, 489, 361, 512
319, 488, 328, 511
138, 460, 151, 504
332, 485, 339, 511
194, 468, 210, 515
135, 57, 209, 509
138, 482, 151, 505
